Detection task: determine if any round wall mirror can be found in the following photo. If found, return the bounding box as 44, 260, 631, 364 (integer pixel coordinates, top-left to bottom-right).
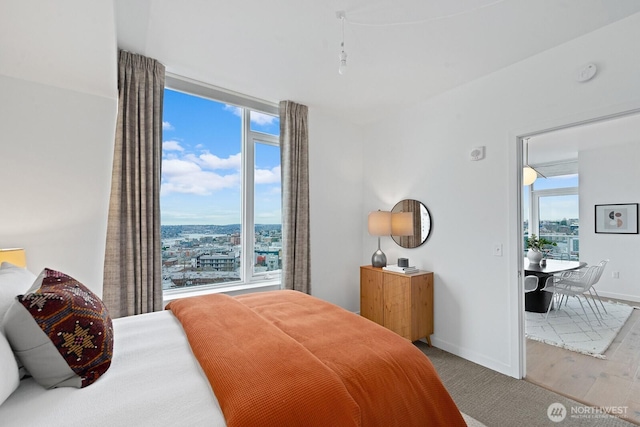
390, 199, 431, 248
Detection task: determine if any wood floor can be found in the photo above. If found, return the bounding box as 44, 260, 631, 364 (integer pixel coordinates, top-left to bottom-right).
525, 301, 640, 425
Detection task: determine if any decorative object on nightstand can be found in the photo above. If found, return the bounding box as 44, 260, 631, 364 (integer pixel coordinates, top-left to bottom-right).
368, 210, 391, 268
360, 265, 434, 345
383, 264, 419, 274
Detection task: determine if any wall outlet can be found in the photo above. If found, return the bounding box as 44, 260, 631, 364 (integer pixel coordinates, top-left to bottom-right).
612, 271, 620, 279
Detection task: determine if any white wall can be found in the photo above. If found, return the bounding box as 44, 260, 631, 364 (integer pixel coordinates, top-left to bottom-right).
0, 1, 118, 295
308, 109, 364, 311
361, 13, 640, 377
2, 0, 639, 381
579, 141, 640, 302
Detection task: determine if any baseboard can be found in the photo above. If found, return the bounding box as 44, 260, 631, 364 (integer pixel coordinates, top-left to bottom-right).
430, 336, 519, 379
596, 290, 640, 304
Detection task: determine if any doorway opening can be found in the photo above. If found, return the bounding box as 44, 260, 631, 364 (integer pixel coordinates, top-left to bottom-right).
517, 110, 640, 424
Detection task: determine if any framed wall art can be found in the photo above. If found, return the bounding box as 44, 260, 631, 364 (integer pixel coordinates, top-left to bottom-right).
595, 203, 638, 234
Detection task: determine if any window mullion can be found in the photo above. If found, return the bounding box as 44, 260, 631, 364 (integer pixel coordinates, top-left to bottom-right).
531, 191, 540, 237
242, 109, 255, 282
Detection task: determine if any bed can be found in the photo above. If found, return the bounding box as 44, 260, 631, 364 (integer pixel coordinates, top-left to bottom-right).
0, 263, 467, 426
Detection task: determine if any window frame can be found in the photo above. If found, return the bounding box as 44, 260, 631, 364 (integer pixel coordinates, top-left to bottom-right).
244, 112, 281, 283
163, 74, 281, 299
529, 187, 579, 237
528, 184, 579, 260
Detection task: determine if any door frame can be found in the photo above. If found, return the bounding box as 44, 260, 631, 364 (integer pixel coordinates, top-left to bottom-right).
510, 105, 640, 379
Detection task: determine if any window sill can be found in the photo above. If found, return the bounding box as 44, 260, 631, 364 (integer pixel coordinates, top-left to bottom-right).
162, 279, 282, 306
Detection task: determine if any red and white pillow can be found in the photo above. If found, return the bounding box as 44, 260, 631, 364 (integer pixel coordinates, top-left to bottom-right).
2, 268, 114, 390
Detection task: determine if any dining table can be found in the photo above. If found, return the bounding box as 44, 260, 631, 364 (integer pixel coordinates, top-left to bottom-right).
524, 258, 587, 313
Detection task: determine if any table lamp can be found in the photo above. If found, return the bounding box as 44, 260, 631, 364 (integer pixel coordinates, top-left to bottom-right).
368, 210, 391, 268
0, 248, 27, 268
391, 212, 414, 236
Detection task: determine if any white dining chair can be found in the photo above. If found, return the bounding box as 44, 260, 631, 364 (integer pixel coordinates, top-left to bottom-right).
556, 259, 609, 319
524, 276, 539, 293
543, 265, 602, 327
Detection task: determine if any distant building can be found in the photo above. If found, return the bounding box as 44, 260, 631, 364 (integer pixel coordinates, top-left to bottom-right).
163, 257, 179, 267
196, 253, 237, 271
255, 250, 280, 271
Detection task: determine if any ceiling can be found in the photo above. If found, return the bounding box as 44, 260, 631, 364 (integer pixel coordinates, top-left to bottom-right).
114, 0, 640, 125
527, 111, 640, 166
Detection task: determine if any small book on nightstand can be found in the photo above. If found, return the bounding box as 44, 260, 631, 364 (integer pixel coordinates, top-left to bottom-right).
383, 264, 419, 274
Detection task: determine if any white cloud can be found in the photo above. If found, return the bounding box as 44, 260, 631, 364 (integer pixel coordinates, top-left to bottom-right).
162, 158, 202, 177
161, 156, 241, 196
224, 105, 277, 127
255, 166, 281, 184
199, 152, 241, 170
250, 111, 277, 126
224, 105, 242, 117
163, 140, 184, 152
163, 121, 174, 130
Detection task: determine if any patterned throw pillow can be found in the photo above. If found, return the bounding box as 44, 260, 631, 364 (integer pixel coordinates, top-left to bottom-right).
2, 268, 113, 388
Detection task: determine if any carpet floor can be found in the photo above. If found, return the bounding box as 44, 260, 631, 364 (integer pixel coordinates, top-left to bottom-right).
416, 342, 635, 427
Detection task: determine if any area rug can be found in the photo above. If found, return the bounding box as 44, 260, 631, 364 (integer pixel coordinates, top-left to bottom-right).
525, 298, 635, 358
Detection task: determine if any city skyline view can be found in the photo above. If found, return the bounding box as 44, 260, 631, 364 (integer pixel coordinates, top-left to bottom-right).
523, 174, 579, 222
160, 89, 282, 290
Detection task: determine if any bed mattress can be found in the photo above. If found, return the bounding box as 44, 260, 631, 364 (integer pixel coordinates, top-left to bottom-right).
0, 310, 226, 426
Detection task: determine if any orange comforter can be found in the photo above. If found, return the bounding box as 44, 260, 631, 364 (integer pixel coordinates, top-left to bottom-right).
167, 290, 466, 427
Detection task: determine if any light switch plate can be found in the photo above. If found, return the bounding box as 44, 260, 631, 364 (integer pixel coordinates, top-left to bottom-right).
493, 243, 502, 257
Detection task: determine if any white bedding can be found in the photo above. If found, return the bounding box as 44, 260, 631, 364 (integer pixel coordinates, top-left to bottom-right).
0, 310, 227, 426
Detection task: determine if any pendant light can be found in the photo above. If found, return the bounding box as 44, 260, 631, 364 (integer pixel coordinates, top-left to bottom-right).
337, 11, 347, 75
522, 138, 545, 186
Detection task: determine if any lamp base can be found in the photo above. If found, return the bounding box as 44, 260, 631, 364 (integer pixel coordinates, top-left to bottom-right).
371, 249, 387, 268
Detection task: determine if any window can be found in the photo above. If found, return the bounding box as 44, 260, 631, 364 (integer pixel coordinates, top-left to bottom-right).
525, 174, 579, 260
161, 76, 281, 295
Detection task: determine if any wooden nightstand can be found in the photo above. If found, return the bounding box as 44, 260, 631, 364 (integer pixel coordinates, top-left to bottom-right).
360, 265, 434, 345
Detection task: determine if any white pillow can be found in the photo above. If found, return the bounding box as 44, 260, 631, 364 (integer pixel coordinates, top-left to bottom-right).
0, 331, 19, 405
0, 262, 37, 327
3, 268, 114, 389
0, 262, 37, 385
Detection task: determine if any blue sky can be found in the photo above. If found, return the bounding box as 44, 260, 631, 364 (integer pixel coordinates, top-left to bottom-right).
161, 89, 281, 225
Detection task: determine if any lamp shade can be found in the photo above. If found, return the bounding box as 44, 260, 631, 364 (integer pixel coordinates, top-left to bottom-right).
391, 212, 414, 236
368, 211, 391, 236
0, 248, 26, 267
523, 166, 537, 186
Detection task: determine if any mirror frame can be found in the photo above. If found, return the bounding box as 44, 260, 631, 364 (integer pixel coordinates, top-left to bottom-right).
390, 199, 432, 248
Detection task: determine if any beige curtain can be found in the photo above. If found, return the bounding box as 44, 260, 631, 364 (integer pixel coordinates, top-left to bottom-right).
398, 199, 422, 249
103, 51, 165, 318
279, 101, 310, 294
